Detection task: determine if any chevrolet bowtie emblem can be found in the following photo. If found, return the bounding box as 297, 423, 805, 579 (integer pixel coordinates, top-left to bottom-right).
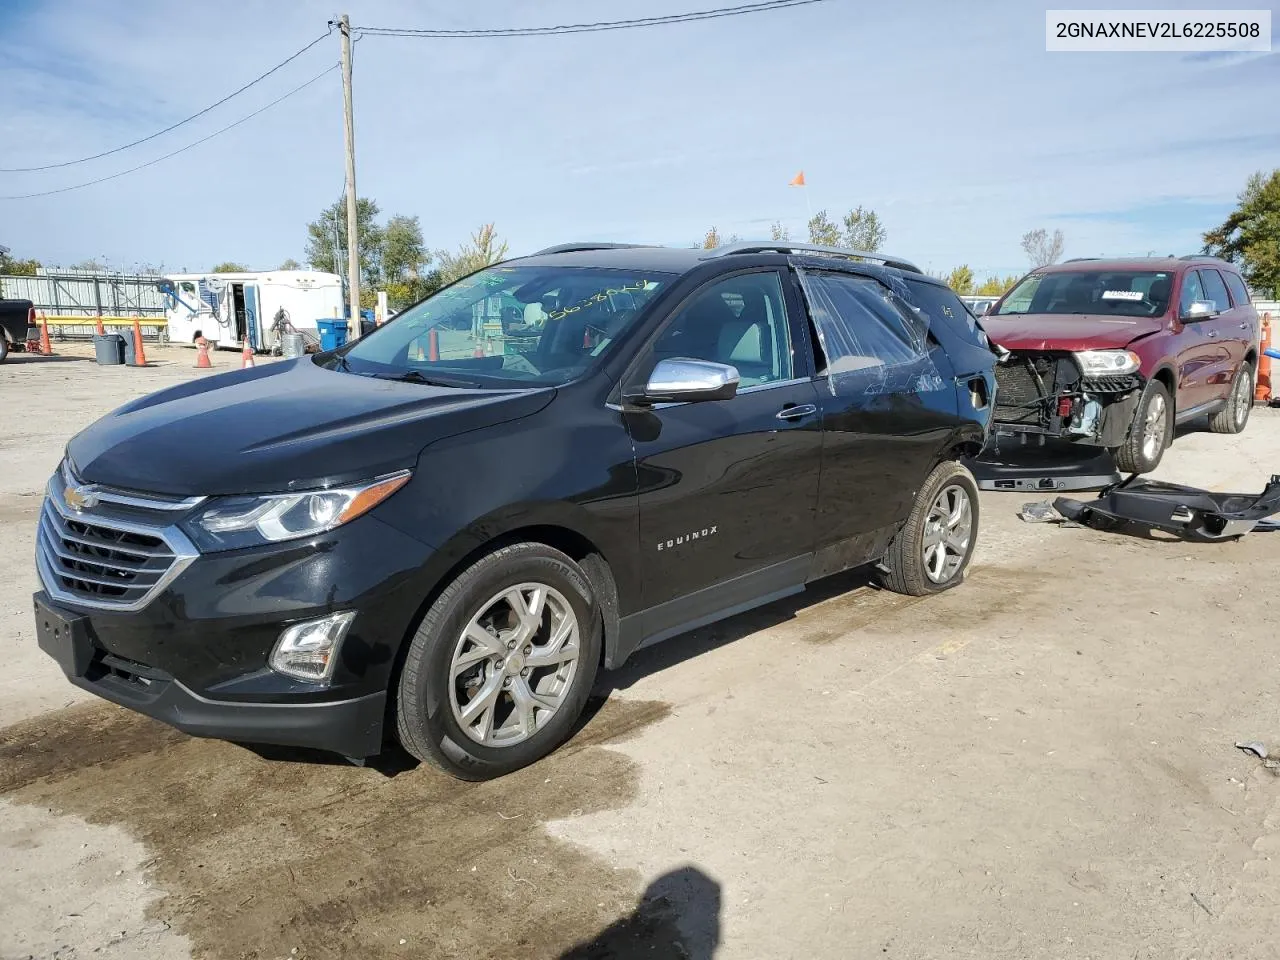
63, 484, 99, 512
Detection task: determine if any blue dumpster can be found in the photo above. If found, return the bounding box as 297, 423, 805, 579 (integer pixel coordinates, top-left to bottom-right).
316, 320, 350, 352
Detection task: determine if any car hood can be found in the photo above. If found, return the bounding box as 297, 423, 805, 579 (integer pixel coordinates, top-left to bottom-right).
981, 314, 1165, 352
66, 358, 555, 496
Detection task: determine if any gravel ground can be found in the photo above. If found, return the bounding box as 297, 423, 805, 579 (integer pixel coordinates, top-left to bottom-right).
2, 345, 1278, 959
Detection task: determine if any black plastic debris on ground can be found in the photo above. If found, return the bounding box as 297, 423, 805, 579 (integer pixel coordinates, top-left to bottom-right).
1056, 474, 1280, 542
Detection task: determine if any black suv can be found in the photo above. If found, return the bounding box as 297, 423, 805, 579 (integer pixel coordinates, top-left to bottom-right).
34, 242, 996, 779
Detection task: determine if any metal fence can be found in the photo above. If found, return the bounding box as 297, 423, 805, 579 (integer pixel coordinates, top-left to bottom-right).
0, 271, 167, 317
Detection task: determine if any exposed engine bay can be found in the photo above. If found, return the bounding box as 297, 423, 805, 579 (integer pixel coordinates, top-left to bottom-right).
991, 351, 1143, 450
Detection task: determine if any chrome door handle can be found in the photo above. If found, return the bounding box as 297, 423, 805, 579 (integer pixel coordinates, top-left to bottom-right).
1240, 322, 1249, 330
1208, 330, 1218, 337
776, 403, 817, 421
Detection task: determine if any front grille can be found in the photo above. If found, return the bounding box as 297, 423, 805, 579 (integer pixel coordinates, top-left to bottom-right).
36, 467, 199, 611
1082, 374, 1142, 394
37, 499, 177, 605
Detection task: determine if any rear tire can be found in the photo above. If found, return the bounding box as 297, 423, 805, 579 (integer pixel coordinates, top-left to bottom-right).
878, 461, 979, 597
396, 542, 601, 780
0, 337, 9, 363
1208, 361, 1253, 435
1113, 380, 1172, 474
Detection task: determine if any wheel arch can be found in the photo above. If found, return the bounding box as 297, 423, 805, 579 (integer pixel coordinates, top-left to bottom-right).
386, 508, 626, 720
938, 421, 987, 462
1149, 364, 1177, 412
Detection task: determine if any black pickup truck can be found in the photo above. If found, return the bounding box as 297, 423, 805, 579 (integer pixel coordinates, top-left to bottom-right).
0, 298, 36, 362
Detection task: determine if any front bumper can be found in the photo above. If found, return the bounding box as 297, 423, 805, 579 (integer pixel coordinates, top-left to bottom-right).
36, 589, 387, 755
34, 505, 435, 757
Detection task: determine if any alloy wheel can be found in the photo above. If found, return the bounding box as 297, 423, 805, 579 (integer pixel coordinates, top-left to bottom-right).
449, 583, 580, 747
922, 484, 973, 584
1234, 369, 1253, 428
1141, 393, 1167, 462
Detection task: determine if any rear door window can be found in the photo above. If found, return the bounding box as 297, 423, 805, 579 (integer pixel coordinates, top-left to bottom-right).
796, 270, 944, 396
902, 278, 989, 348
1223, 271, 1251, 307
1200, 269, 1232, 313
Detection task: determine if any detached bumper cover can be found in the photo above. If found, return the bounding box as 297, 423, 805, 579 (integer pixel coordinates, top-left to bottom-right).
1055, 474, 1280, 541
34, 591, 387, 757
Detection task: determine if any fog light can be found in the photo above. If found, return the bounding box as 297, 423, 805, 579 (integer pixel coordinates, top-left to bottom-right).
269, 611, 356, 684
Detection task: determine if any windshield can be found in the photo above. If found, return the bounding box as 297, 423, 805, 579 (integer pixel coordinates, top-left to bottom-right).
338, 264, 671, 386
994, 270, 1173, 318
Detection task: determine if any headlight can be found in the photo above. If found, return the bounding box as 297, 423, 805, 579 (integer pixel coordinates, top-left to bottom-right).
1073, 350, 1141, 377
184, 470, 411, 551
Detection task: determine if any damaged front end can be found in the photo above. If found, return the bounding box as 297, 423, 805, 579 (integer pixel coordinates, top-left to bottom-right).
990, 350, 1143, 451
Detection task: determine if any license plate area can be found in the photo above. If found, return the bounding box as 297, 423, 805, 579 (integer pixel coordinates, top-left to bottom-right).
33, 593, 95, 677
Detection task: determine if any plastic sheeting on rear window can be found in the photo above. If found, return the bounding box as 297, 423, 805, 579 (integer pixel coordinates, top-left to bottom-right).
796, 268, 944, 397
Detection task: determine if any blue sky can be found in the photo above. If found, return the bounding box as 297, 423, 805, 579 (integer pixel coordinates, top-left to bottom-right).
0, 0, 1277, 280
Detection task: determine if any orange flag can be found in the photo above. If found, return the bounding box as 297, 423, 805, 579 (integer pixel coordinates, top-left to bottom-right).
789, 171, 806, 187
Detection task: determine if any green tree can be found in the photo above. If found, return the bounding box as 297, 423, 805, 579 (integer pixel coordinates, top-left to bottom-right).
946, 265, 975, 295
305, 196, 385, 291
0, 250, 40, 275
975, 274, 1020, 297
1203, 169, 1280, 298
278, 258, 302, 271
770, 221, 791, 242
0, 248, 40, 297
807, 210, 842, 246
210, 261, 249, 273
436, 223, 509, 285
382, 215, 439, 308
842, 206, 887, 252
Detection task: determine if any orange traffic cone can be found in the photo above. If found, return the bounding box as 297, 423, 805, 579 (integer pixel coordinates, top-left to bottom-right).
95, 317, 106, 336
428, 328, 440, 362
473, 341, 485, 358
39, 313, 53, 355
241, 340, 255, 369
129, 319, 148, 367
195, 336, 213, 369
1256, 312, 1272, 404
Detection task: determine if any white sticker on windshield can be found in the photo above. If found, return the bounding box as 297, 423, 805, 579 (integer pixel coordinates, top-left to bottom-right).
1102, 290, 1143, 301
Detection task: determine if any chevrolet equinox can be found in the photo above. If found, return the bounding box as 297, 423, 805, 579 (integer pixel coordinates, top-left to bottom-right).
34, 242, 997, 779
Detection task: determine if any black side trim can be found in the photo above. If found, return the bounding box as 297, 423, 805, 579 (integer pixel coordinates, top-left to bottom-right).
610, 555, 810, 667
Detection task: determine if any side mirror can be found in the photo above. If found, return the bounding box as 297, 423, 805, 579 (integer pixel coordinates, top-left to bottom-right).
624, 358, 740, 406
1181, 299, 1218, 322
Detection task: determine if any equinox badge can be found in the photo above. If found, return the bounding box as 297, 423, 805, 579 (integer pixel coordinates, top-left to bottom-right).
657, 526, 717, 551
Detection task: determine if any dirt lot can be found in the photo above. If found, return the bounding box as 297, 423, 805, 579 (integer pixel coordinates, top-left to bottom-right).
2, 344, 1279, 960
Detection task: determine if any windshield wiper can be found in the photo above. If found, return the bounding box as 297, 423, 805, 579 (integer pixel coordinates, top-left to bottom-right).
373, 369, 481, 389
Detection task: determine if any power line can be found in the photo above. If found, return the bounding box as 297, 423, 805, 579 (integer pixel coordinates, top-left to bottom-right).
1, 65, 337, 200
0, 28, 333, 173
353, 0, 834, 38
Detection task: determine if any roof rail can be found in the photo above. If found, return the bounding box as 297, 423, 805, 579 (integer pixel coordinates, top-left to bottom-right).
700, 241, 922, 274
1178, 253, 1227, 262
529, 242, 651, 257
1064, 257, 1100, 262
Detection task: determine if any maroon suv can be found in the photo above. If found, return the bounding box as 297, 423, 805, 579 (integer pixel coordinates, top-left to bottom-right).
979, 256, 1260, 473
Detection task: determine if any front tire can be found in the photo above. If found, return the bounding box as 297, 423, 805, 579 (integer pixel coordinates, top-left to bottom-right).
1208, 361, 1253, 435
1113, 380, 1172, 474
0, 337, 9, 363
396, 542, 602, 780
878, 461, 979, 597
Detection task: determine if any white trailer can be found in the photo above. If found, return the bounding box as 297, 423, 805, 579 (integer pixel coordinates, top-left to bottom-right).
160, 270, 345, 352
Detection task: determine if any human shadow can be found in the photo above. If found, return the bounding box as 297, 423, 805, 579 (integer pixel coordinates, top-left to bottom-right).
559, 865, 722, 959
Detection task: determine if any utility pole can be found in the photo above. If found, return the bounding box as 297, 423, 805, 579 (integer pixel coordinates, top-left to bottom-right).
339, 14, 360, 324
